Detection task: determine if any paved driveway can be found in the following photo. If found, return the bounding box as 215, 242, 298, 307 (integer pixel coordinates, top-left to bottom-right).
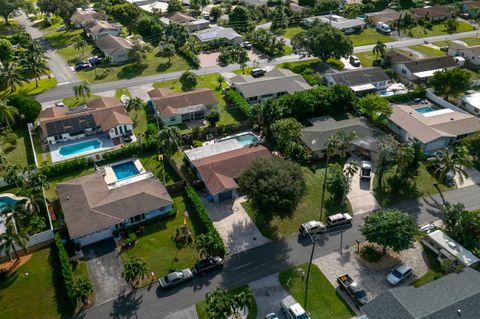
83, 239, 128, 305
249, 273, 289, 319
346, 155, 380, 215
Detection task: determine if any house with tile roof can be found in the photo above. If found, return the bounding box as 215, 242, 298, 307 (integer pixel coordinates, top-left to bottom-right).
147, 88, 218, 126
86, 20, 123, 40
230, 68, 311, 104
412, 5, 452, 21
38, 97, 133, 145
324, 67, 391, 95
70, 8, 105, 28
95, 35, 133, 64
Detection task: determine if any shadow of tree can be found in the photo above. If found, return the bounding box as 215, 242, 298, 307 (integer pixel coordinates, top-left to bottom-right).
117, 63, 148, 79
156, 62, 171, 72
109, 290, 143, 319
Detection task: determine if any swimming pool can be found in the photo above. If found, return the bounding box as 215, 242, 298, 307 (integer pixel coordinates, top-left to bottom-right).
112, 161, 139, 180
415, 107, 434, 113
236, 134, 259, 145
58, 139, 102, 157
0, 196, 17, 211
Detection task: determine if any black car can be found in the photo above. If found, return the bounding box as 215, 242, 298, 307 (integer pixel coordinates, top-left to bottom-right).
74, 62, 90, 71
88, 56, 103, 65
193, 256, 223, 275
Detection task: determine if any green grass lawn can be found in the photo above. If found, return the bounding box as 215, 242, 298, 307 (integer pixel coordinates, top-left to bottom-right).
373, 162, 452, 207
244, 159, 351, 239
348, 28, 394, 47
138, 152, 181, 185
0, 123, 35, 170
0, 78, 57, 97
44, 29, 84, 48
32, 130, 51, 165
0, 19, 21, 35
412, 246, 444, 287
409, 21, 475, 38
196, 285, 257, 319
121, 192, 204, 284
63, 94, 100, 108
279, 25, 305, 39
57, 44, 96, 65
0, 248, 73, 318
153, 73, 245, 127
355, 51, 378, 67
115, 88, 131, 98
408, 45, 446, 57
460, 37, 480, 46
279, 263, 355, 319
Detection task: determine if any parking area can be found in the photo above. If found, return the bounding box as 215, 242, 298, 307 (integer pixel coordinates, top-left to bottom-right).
249, 273, 289, 319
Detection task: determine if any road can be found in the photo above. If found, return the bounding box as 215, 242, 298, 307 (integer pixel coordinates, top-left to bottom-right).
81, 184, 480, 319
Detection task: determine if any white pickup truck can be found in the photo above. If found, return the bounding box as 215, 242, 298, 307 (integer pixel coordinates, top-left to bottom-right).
280, 295, 310, 319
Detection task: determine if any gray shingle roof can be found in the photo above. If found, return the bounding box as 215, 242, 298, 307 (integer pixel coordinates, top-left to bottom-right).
194, 27, 242, 42
401, 56, 457, 73
327, 67, 390, 87
363, 267, 480, 319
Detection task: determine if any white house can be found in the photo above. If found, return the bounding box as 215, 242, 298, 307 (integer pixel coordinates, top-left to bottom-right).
448, 40, 480, 66
391, 56, 457, 82
459, 91, 480, 116
324, 67, 390, 94
193, 27, 243, 45
303, 14, 365, 33
95, 34, 133, 64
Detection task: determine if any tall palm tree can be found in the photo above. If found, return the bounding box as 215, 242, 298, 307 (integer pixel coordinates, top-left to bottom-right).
122, 256, 149, 288
375, 135, 398, 188
0, 99, 19, 129
336, 131, 356, 158
232, 288, 255, 317
21, 55, 49, 88
206, 288, 233, 318
126, 97, 144, 124
395, 145, 415, 178
248, 99, 282, 139
72, 277, 93, 307
74, 39, 87, 59
73, 81, 91, 103
217, 74, 224, 89
319, 133, 341, 220
343, 160, 359, 204
0, 62, 24, 93
16, 187, 45, 215
372, 40, 386, 59
0, 225, 28, 261
434, 146, 473, 185
157, 126, 181, 158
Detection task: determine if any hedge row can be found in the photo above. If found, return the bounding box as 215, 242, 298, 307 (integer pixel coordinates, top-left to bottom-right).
101, 139, 156, 162
225, 90, 250, 118
185, 185, 226, 256
40, 157, 93, 178
54, 233, 75, 306
386, 87, 426, 103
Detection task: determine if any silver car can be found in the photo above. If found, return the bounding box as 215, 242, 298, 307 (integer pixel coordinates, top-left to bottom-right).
387, 264, 412, 285
159, 268, 193, 288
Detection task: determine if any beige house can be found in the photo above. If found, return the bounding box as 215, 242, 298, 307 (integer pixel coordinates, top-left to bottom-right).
70, 8, 105, 28
86, 20, 123, 40
161, 12, 210, 32
95, 35, 133, 64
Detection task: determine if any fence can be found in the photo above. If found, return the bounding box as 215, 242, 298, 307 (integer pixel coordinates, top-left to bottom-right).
426, 90, 467, 114
0, 229, 54, 261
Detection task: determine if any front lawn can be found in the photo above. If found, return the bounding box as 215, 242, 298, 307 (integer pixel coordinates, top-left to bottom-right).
0, 248, 73, 318
348, 28, 394, 47
57, 43, 96, 65
279, 263, 355, 319
0, 78, 57, 97
355, 51, 378, 67
244, 159, 351, 239
196, 285, 257, 319
407, 45, 446, 57
409, 20, 475, 38
121, 192, 204, 284
279, 25, 305, 39
0, 123, 35, 170
63, 95, 100, 108
373, 162, 452, 207
460, 37, 480, 46
44, 29, 84, 49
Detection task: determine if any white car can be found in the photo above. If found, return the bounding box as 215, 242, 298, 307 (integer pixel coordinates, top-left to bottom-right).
360, 161, 372, 181
387, 264, 412, 285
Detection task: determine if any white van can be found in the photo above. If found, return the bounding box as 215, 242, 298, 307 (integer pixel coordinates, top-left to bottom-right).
376, 22, 391, 34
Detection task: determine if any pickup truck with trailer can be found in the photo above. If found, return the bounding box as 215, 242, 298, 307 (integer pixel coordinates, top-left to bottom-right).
280, 295, 310, 319
337, 274, 369, 307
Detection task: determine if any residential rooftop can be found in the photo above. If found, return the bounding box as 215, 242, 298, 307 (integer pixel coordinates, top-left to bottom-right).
326, 67, 390, 90
194, 26, 242, 42
148, 87, 218, 117
95, 34, 133, 55
426, 230, 480, 267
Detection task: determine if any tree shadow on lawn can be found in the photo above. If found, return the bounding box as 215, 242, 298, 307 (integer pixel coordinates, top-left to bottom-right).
49, 248, 74, 318
242, 202, 279, 241
0, 268, 20, 290
117, 63, 148, 79
156, 62, 171, 72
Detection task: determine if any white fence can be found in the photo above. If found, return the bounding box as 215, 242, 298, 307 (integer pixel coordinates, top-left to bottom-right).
426, 90, 468, 114
0, 229, 54, 258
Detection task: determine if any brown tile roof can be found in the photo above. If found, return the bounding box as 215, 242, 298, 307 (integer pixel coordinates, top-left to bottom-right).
95, 35, 132, 55
57, 172, 173, 238
70, 9, 105, 24
412, 5, 451, 19
86, 20, 122, 37
192, 145, 271, 195
148, 88, 218, 117
167, 12, 196, 23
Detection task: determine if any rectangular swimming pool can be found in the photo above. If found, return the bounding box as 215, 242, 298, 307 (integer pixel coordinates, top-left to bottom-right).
415, 107, 434, 113
236, 134, 259, 145
112, 161, 139, 180
58, 139, 101, 157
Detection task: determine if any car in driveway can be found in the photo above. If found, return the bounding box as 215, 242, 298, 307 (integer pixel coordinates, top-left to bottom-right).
159, 269, 193, 288
193, 256, 223, 275
74, 61, 90, 71
360, 161, 372, 181
420, 223, 437, 234
387, 264, 412, 285
349, 55, 361, 67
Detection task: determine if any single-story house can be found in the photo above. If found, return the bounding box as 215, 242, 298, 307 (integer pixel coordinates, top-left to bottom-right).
362, 267, 480, 319
38, 96, 133, 145
459, 91, 480, 116
364, 8, 402, 25
239, 0, 269, 6
95, 35, 133, 64
323, 67, 390, 95
70, 8, 105, 28
147, 87, 218, 126
448, 40, 480, 65
462, 1, 480, 14
422, 230, 480, 267
412, 5, 452, 21
86, 20, 123, 40
193, 27, 243, 45
300, 117, 384, 159
161, 12, 210, 32
387, 102, 480, 154
190, 145, 271, 202
384, 49, 416, 65
391, 56, 457, 82
303, 14, 365, 33
230, 68, 311, 104
57, 168, 173, 246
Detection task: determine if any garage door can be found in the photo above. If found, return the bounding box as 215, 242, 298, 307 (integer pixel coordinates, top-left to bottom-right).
218, 190, 233, 202
80, 228, 113, 247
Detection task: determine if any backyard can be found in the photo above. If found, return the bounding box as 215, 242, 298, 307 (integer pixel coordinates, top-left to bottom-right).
408, 20, 474, 38
0, 123, 35, 171
138, 152, 182, 186
279, 263, 355, 319
348, 28, 394, 47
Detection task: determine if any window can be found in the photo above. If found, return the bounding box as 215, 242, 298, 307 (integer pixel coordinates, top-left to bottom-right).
114, 126, 118, 135
119, 125, 123, 135
170, 116, 176, 122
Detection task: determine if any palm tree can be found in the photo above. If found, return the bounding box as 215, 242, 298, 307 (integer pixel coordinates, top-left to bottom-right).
232, 288, 255, 317
248, 99, 282, 139
319, 133, 341, 220
206, 288, 233, 319
375, 135, 398, 188
160, 42, 175, 64
343, 160, 359, 204
217, 74, 224, 90
336, 131, 356, 158
73, 81, 91, 103
0, 99, 19, 129
0, 225, 28, 261
0, 147, 6, 165
372, 40, 386, 59
395, 145, 415, 178
433, 146, 473, 185
21, 55, 49, 88
72, 278, 93, 307
122, 256, 149, 288
0, 62, 24, 92
16, 187, 45, 215
74, 39, 87, 59
195, 233, 223, 258
157, 126, 181, 158
126, 97, 144, 124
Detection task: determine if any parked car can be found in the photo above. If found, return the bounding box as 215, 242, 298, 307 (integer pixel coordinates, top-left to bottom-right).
265, 313, 279, 319
55, 101, 65, 107
251, 68, 266, 78
376, 22, 391, 34
57, 25, 67, 31
326, 213, 352, 228
349, 55, 361, 67
360, 161, 372, 181
440, 46, 449, 52
387, 264, 412, 285
158, 269, 193, 288
88, 56, 102, 65
193, 256, 224, 275
74, 61, 90, 71
240, 41, 252, 49
420, 223, 437, 234
337, 273, 370, 307
299, 220, 326, 237
280, 295, 310, 319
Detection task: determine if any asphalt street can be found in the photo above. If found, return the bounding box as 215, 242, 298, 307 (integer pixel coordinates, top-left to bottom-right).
81, 184, 480, 319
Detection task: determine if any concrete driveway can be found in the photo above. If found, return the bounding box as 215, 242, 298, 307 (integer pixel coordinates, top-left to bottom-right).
201, 196, 270, 255
83, 239, 128, 305
249, 273, 289, 319
345, 155, 380, 215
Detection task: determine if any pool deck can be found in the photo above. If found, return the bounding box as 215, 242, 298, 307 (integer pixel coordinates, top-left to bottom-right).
103, 158, 146, 185
49, 134, 115, 163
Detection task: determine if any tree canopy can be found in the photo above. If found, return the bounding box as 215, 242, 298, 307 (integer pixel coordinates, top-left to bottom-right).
6, 94, 42, 123
180, 71, 197, 91
0, 39, 14, 62
0, 0, 33, 25
356, 94, 392, 125
430, 68, 471, 100
229, 5, 254, 33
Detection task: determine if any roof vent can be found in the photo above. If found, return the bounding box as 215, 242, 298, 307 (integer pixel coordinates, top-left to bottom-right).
457, 309, 462, 316
448, 241, 457, 250
451, 118, 454, 121
66, 196, 71, 200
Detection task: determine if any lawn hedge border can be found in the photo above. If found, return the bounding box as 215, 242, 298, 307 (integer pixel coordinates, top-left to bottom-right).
185, 185, 225, 256
54, 233, 75, 306
40, 157, 93, 178
225, 90, 250, 118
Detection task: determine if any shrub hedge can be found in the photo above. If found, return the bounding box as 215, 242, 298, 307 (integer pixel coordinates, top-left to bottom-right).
386, 87, 426, 103
40, 157, 93, 178
185, 185, 225, 256
225, 90, 250, 118
360, 244, 383, 263
54, 233, 75, 306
